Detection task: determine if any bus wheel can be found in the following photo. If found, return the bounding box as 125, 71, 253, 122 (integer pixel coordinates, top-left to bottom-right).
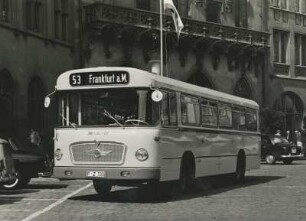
93, 180, 112, 196
178, 158, 195, 193
235, 154, 246, 184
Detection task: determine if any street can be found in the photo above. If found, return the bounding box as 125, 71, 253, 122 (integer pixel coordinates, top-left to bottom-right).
1, 161, 306, 221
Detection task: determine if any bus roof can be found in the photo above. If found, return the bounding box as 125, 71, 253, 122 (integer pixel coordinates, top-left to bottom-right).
56, 67, 259, 109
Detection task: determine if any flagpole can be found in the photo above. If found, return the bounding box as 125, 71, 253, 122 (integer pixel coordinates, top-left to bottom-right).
160, 0, 164, 77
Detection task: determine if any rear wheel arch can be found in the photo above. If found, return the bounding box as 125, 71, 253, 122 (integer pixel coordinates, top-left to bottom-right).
177, 151, 196, 192
235, 149, 246, 183
180, 151, 196, 176
237, 150, 246, 168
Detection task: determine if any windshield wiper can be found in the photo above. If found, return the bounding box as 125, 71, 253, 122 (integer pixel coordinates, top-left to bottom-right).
60, 113, 77, 128
103, 109, 124, 128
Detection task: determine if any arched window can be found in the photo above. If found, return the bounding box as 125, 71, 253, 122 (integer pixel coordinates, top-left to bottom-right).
187, 71, 213, 89
234, 77, 251, 99
273, 92, 303, 132
0, 69, 14, 137
28, 77, 46, 131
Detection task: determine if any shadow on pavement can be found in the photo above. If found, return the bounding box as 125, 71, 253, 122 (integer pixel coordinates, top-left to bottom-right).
0, 189, 39, 195
0, 183, 68, 196
70, 175, 284, 203
0, 196, 24, 205
24, 183, 68, 190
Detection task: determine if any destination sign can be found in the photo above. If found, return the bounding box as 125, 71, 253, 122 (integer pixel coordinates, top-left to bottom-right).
69, 71, 129, 86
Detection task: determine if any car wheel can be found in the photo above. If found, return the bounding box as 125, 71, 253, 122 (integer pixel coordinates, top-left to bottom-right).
283, 159, 293, 165
2, 169, 31, 190
265, 154, 276, 165
93, 180, 112, 196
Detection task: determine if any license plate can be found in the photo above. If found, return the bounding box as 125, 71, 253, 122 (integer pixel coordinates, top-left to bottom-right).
292, 148, 297, 154
86, 171, 106, 178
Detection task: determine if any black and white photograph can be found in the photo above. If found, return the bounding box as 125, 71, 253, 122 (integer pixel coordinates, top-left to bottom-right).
0, 0, 306, 221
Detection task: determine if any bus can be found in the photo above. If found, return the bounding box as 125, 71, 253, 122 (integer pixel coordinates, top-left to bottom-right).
47, 67, 260, 196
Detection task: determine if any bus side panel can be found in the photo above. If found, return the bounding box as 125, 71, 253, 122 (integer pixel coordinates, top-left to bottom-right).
159, 128, 220, 181
159, 129, 240, 181
159, 128, 183, 182
158, 128, 260, 182
244, 134, 261, 170
196, 133, 242, 177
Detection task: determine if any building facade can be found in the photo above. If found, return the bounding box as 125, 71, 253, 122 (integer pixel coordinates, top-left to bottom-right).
82, 0, 269, 105
0, 0, 79, 146
2, 0, 306, 151
268, 0, 306, 134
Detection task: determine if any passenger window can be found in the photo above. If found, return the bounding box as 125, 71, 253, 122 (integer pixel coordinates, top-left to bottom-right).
169, 92, 177, 125
181, 95, 200, 126
246, 109, 257, 131
232, 106, 246, 130
200, 100, 218, 127
161, 91, 177, 126
218, 104, 232, 128
161, 92, 169, 125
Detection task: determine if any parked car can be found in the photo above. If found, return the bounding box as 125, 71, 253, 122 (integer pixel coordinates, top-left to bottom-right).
0, 138, 16, 184
261, 134, 303, 165
1, 138, 52, 190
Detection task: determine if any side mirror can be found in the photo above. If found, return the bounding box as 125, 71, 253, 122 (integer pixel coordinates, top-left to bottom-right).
44, 89, 57, 108
44, 96, 51, 108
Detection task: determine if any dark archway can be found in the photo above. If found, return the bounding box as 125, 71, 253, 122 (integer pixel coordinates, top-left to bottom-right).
187, 71, 213, 89
273, 91, 304, 135
28, 76, 46, 132
234, 77, 252, 99
0, 69, 14, 137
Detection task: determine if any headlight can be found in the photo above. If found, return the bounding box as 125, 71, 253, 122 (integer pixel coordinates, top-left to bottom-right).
135, 148, 149, 161
54, 148, 63, 160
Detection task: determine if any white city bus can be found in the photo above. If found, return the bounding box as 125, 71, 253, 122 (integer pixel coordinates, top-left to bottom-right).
48, 67, 260, 195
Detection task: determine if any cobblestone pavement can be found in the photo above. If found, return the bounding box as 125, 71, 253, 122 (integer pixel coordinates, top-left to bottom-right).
1, 161, 306, 221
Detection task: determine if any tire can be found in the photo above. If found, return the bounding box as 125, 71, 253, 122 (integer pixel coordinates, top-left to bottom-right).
234, 156, 246, 184
265, 154, 276, 165
283, 159, 293, 165
178, 158, 195, 193
93, 180, 112, 196
2, 169, 31, 190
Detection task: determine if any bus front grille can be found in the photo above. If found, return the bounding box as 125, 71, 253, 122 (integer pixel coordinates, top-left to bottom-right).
70, 142, 126, 164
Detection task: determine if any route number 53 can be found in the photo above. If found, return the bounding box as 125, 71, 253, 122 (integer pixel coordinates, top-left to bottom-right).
72, 75, 81, 85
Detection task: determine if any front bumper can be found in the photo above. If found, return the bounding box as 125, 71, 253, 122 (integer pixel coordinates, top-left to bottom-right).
280, 153, 304, 159
53, 166, 160, 181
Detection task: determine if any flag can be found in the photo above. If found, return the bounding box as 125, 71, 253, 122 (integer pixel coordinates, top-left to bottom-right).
164, 0, 184, 38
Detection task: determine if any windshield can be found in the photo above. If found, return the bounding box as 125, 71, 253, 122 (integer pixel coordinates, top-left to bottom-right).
271, 137, 289, 144
57, 88, 159, 127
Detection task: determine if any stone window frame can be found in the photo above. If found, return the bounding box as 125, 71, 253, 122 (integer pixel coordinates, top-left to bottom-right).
25, 0, 43, 33
54, 0, 69, 41
294, 34, 306, 66
273, 29, 289, 64
0, 0, 9, 23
